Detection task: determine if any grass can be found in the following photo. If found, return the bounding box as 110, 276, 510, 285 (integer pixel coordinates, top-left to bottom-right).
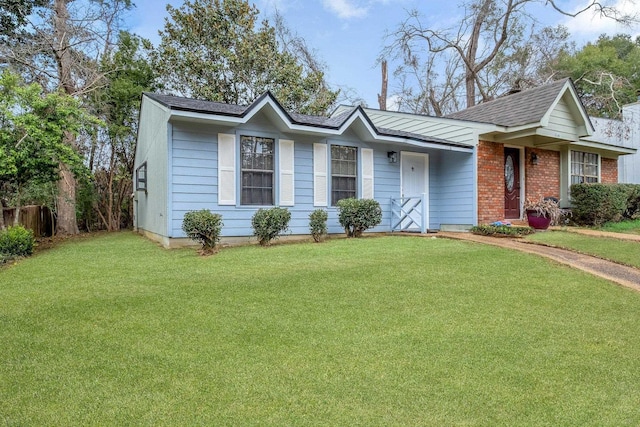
525, 230, 640, 268
598, 218, 640, 235
2, 232, 640, 425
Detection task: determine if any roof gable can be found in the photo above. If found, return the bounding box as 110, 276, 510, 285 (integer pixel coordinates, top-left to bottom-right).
445, 79, 594, 136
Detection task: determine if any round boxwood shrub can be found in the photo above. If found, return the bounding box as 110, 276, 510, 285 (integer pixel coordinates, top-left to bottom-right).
336, 198, 382, 237
0, 225, 35, 260
309, 209, 328, 242
182, 210, 223, 253
251, 207, 291, 246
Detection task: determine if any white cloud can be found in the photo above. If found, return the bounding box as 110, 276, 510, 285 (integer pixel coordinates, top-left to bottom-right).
562, 0, 640, 43
386, 94, 402, 111
322, 0, 369, 19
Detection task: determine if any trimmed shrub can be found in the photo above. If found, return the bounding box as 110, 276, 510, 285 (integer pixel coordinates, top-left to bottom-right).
0, 226, 35, 260
570, 184, 631, 226
309, 209, 328, 242
251, 207, 291, 246
182, 210, 223, 253
336, 198, 382, 237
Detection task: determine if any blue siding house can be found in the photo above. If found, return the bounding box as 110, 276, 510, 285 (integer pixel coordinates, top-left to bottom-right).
133, 92, 476, 247
134, 81, 636, 248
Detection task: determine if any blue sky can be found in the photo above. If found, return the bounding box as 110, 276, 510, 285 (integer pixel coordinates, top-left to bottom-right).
126, 0, 639, 108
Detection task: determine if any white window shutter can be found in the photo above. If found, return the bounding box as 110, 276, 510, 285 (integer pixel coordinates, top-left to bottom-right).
313, 143, 328, 207
218, 133, 236, 205
361, 148, 374, 199
279, 139, 295, 206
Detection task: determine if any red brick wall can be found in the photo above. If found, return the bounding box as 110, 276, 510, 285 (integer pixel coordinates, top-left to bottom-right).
477, 144, 618, 223
601, 158, 618, 183
477, 141, 504, 224
524, 147, 560, 202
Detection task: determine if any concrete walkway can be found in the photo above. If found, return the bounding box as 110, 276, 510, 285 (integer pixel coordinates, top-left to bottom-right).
436, 231, 640, 292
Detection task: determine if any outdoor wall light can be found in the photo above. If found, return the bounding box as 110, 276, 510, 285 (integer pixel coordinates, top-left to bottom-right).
387, 151, 398, 163
530, 152, 538, 165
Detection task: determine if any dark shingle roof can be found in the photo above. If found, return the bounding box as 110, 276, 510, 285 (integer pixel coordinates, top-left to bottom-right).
144, 92, 247, 116
145, 92, 358, 128
144, 92, 470, 148
445, 79, 570, 127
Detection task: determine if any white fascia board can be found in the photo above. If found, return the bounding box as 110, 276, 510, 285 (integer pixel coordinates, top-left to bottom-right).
489, 126, 537, 141
573, 139, 637, 155
387, 138, 474, 153
170, 109, 245, 124
338, 110, 377, 134
243, 96, 291, 124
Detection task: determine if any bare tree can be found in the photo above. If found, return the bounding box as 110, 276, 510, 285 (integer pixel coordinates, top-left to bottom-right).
384, 0, 638, 114
387, 45, 464, 115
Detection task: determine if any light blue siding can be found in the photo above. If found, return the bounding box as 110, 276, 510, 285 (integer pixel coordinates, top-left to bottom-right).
168, 120, 475, 238
429, 151, 475, 229
133, 98, 171, 237
294, 142, 314, 206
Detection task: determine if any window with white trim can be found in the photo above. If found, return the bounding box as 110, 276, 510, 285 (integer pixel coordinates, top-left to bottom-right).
571, 151, 599, 184
241, 135, 274, 205
135, 162, 147, 192
331, 145, 357, 205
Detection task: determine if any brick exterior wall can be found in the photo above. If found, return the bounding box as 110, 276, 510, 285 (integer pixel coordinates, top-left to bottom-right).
478, 142, 563, 224
601, 158, 618, 183
524, 147, 560, 201
477, 141, 504, 224
477, 142, 618, 224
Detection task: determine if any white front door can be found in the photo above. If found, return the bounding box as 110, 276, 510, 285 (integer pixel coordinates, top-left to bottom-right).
401, 152, 429, 231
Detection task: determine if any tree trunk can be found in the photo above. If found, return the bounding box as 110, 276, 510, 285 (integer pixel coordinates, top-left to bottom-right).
56, 163, 79, 235
13, 205, 21, 227
378, 60, 388, 110
53, 0, 79, 235
13, 185, 22, 227
53, 0, 75, 96
107, 147, 115, 231
464, 0, 492, 108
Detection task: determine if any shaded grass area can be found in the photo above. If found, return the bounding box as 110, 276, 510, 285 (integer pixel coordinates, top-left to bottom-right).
526, 230, 640, 268
599, 219, 640, 235
2, 232, 640, 425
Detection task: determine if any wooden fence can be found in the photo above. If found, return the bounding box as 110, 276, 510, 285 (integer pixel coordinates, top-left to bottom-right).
2, 205, 55, 237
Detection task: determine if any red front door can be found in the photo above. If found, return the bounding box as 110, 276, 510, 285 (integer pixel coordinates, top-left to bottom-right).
504, 147, 520, 219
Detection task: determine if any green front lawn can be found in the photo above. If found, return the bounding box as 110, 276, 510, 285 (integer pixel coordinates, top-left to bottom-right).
2, 233, 640, 425
599, 219, 640, 235
526, 231, 640, 268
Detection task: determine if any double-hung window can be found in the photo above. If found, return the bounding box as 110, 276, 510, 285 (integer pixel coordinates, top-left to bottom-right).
331, 145, 357, 205
241, 135, 274, 205
571, 151, 599, 184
